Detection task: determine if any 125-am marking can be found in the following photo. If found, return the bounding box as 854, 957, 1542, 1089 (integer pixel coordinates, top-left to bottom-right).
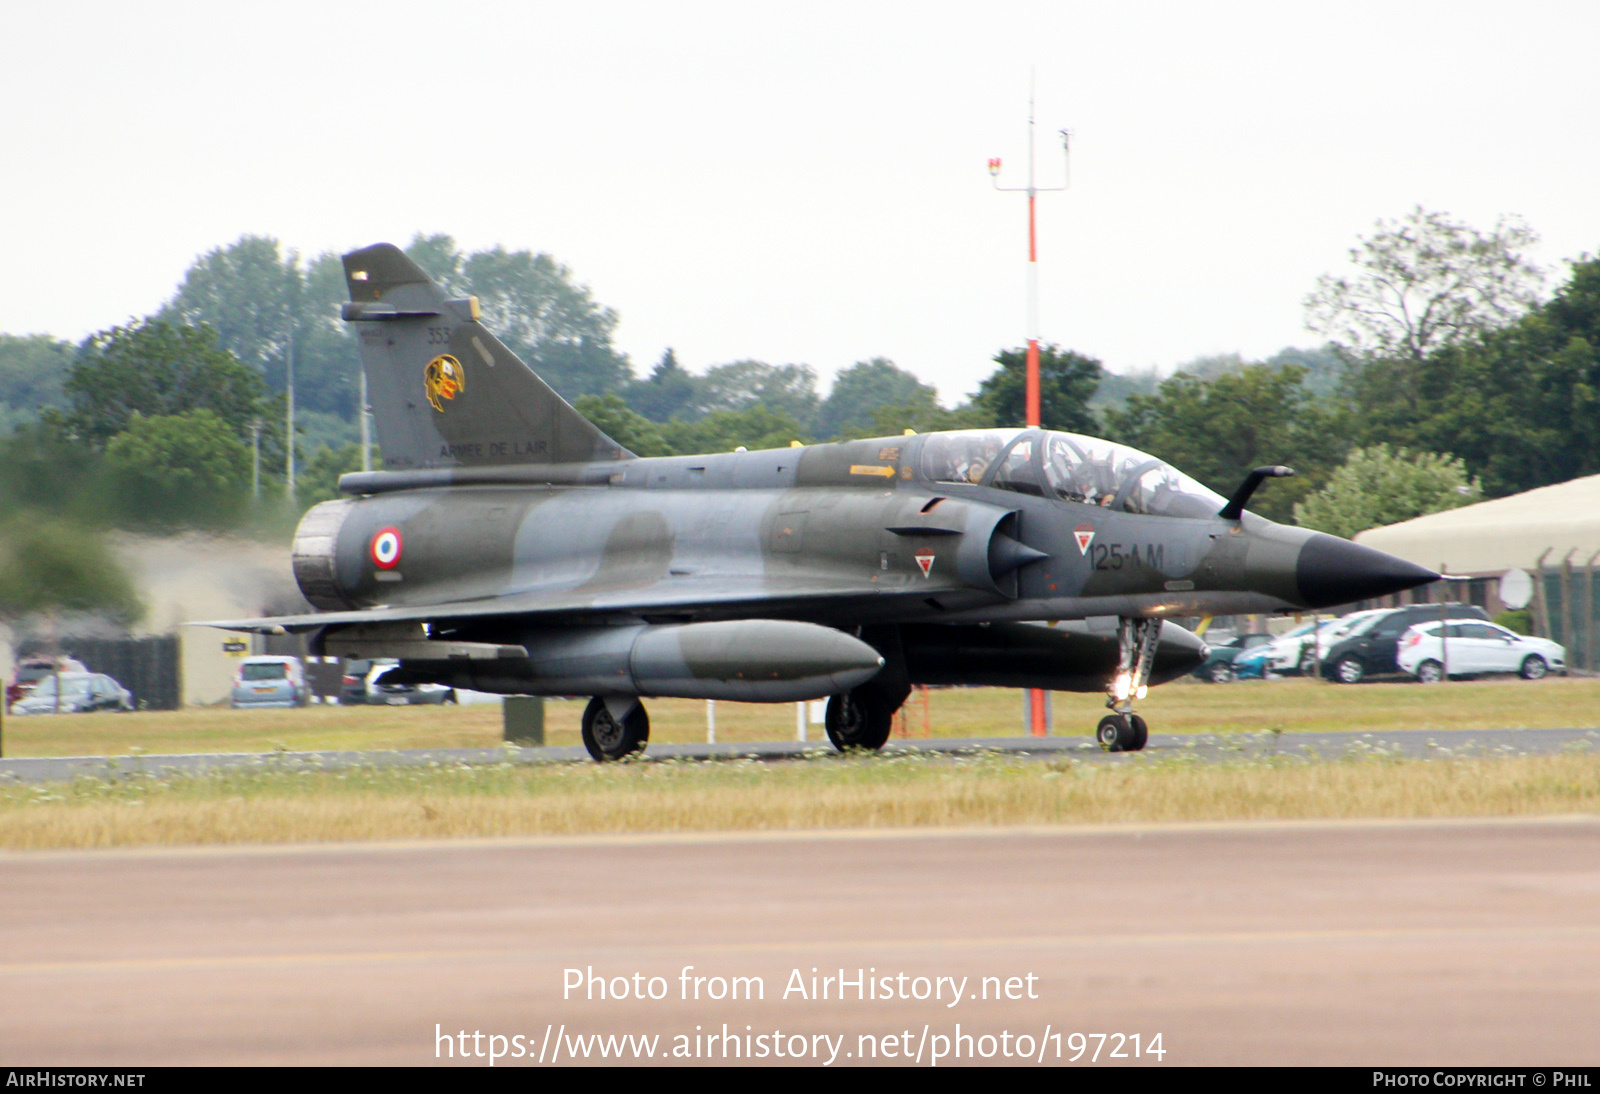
1089, 543, 1164, 571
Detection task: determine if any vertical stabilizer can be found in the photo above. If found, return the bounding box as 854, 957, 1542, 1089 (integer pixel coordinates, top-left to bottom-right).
341, 243, 631, 470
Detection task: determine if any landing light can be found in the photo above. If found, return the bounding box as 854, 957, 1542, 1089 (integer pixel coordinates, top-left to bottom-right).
1136, 685, 1148, 700
1113, 673, 1132, 701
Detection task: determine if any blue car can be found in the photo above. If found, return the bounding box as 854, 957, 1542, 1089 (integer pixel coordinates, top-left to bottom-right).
1230, 642, 1276, 680
1192, 633, 1275, 683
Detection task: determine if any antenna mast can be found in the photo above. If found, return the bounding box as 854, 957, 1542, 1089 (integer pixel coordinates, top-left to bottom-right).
989, 76, 1070, 736
988, 76, 1070, 429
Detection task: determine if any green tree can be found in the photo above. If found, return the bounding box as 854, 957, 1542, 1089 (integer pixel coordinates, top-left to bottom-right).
1339, 255, 1600, 498
1293, 444, 1481, 539
163, 235, 299, 385
0, 334, 74, 424
162, 233, 634, 420
972, 344, 1103, 433
815, 358, 937, 440
1103, 363, 1346, 521
623, 348, 700, 422
694, 360, 820, 428
659, 406, 811, 454
294, 250, 363, 420
0, 516, 142, 625
859, 387, 991, 438
164, 236, 365, 420
0, 424, 106, 523
102, 410, 252, 529
1305, 207, 1545, 366
405, 234, 631, 400
573, 394, 672, 457
298, 442, 367, 505
59, 320, 273, 448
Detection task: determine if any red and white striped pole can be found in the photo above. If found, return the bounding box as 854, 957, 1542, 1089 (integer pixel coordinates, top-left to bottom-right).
991, 85, 1070, 737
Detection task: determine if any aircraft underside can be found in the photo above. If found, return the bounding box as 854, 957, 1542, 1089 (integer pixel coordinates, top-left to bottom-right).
328, 614, 1208, 759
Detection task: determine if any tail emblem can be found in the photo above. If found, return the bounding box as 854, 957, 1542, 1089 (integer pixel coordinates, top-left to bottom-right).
424, 355, 466, 412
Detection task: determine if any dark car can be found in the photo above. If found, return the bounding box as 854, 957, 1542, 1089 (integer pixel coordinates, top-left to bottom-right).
339, 659, 376, 705
1320, 603, 1490, 683
1192, 633, 1275, 683
340, 659, 457, 705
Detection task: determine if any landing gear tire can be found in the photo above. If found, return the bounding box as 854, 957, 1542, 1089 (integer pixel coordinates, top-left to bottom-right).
825, 689, 893, 752
1520, 655, 1548, 680
1332, 655, 1365, 684
581, 697, 650, 762
1097, 713, 1146, 752
1130, 714, 1149, 751
1416, 660, 1444, 684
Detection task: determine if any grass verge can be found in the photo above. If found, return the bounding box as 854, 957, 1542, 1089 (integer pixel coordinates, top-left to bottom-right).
2, 749, 1596, 851
6, 678, 1600, 759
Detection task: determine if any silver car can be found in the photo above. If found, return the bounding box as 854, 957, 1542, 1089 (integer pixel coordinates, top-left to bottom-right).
231, 656, 310, 709
12, 672, 134, 715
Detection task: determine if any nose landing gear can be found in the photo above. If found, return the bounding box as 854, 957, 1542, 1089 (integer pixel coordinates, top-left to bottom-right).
1098, 618, 1159, 752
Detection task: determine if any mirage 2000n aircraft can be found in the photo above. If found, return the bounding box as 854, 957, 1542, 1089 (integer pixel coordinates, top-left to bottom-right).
202, 244, 1438, 760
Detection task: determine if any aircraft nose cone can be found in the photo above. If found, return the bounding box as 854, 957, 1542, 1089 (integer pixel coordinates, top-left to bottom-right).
1295, 533, 1439, 609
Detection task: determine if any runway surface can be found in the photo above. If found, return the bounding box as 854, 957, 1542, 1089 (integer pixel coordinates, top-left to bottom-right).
0, 726, 1595, 783
0, 817, 1596, 1065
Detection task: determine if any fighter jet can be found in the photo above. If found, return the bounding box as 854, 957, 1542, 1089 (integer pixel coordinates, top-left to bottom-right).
201, 244, 1438, 760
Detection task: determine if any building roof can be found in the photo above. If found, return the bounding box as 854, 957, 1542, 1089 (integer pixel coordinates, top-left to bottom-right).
1354, 473, 1600, 576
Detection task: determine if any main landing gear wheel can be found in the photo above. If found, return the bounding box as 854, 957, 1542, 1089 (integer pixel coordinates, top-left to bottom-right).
825, 689, 893, 752
581, 697, 650, 762
1097, 713, 1148, 752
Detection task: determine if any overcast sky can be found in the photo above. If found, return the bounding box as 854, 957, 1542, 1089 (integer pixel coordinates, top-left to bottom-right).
3, 1, 1596, 402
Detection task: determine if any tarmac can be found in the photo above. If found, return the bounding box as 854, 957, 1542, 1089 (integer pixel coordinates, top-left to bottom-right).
0, 726, 1594, 783
0, 816, 1595, 1065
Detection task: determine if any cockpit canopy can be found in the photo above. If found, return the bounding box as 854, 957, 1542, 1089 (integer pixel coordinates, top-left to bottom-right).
918, 428, 1226, 520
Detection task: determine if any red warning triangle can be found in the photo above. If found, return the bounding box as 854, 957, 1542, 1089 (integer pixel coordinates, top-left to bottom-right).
1074, 524, 1095, 555
914, 549, 935, 577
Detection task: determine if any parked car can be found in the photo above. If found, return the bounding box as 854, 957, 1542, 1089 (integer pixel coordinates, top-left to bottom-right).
6, 657, 88, 709
348, 659, 457, 705
1320, 603, 1491, 684
339, 659, 377, 705
1192, 633, 1275, 683
1263, 618, 1347, 676
1289, 609, 1393, 675
1230, 642, 1278, 680
1397, 619, 1565, 682
11, 672, 133, 715
230, 656, 309, 709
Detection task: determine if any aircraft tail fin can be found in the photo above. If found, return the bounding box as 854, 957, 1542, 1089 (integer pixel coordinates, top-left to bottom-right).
340, 243, 631, 471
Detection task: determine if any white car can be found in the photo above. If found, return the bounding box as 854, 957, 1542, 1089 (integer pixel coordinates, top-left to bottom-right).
1396, 619, 1565, 682
1267, 611, 1385, 675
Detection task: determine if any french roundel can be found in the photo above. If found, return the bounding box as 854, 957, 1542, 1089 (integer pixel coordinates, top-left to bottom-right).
370, 527, 402, 570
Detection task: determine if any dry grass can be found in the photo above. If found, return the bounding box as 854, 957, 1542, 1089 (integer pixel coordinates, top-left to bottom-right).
1, 750, 1595, 851
6, 677, 1600, 759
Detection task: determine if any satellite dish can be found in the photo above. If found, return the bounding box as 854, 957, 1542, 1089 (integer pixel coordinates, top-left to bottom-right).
1499, 569, 1533, 610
